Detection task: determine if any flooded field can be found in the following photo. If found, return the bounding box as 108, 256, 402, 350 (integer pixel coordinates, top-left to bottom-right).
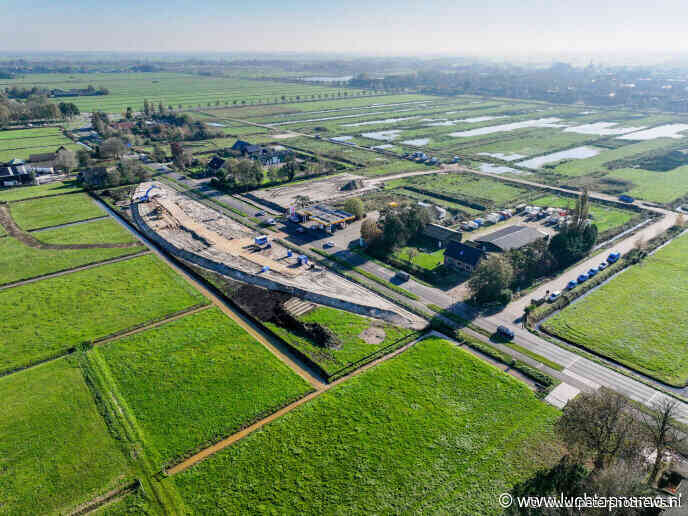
517, 146, 602, 169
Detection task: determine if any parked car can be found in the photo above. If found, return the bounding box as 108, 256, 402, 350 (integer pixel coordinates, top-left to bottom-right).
266, 218, 276, 225
323, 241, 335, 248
396, 271, 410, 282
566, 280, 577, 290
577, 274, 589, 284
496, 325, 514, 340
619, 195, 635, 204
598, 262, 608, 271
255, 211, 265, 217
548, 291, 561, 302
607, 252, 621, 263
588, 267, 598, 277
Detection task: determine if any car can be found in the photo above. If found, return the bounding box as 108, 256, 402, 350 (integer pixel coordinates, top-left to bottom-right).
588, 267, 598, 277
496, 325, 514, 339
577, 274, 588, 284
396, 271, 410, 282
566, 280, 577, 290
607, 252, 621, 264
598, 262, 608, 271
255, 211, 265, 217
266, 218, 276, 225
548, 291, 561, 302
323, 241, 335, 248
618, 195, 635, 204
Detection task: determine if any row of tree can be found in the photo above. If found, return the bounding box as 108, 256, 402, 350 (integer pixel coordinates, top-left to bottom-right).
0, 95, 79, 124
361, 204, 432, 253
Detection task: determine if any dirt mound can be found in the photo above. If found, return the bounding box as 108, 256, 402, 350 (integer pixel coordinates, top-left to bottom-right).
340, 178, 364, 191
358, 326, 386, 345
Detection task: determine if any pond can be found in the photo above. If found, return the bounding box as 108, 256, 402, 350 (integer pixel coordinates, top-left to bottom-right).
618, 124, 688, 140
401, 138, 430, 146
478, 163, 524, 174
342, 116, 418, 127
564, 121, 645, 136
517, 146, 602, 169
449, 118, 565, 137
361, 130, 402, 141
477, 152, 526, 162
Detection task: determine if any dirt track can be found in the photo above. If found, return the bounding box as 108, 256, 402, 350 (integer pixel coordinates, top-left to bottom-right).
0, 204, 142, 250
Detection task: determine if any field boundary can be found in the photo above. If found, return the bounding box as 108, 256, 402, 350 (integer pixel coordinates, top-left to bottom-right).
68, 480, 140, 516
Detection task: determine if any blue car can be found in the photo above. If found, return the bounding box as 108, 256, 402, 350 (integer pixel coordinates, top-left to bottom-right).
588, 267, 598, 277
577, 274, 588, 284
566, 280, 577, 290
607, 252, 621, 264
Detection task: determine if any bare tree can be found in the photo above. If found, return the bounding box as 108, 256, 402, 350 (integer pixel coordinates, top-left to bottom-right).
641, 398, 686, 485
556, 387, 645, 472
55, 148, 77, 172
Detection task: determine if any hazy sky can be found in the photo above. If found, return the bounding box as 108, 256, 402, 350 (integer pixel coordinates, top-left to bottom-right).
4, 0, 688, 58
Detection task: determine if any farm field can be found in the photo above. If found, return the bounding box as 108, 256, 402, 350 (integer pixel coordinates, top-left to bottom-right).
542, 232, 688, 386
0, 358, 134, 515
385, 171, 529, 207
0, 126, 79, 161
171, 337, 561, 515
97, 307, 312, 468
0, 253, 208, 374
0, 218, 144, 285
0, 72, 369, 113
0, 179, 83, 201
531, 194, 635, 233
8, 192, 105, 230
265, 305, 417, 378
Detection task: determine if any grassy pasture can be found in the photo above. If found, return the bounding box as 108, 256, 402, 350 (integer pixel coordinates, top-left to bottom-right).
543, 232, 688, 386
0, 219, 143, 285
9, 192, 105, 230
0, 180, 83, 202
385, 172, 528, 206
0, 72, 368, 113
172, 337, 561, 515
607, 165, 688, 203
0, 254, 208, 374
97, 308, 312, 467
0, 358, 133, 515
266, 305, 417, 377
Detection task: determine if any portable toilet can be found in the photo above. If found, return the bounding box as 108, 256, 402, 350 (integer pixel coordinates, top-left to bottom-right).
287, 249, 293, 258
298, 255, 309, 266
255, 235, 268, 246
261, 265, 270, 273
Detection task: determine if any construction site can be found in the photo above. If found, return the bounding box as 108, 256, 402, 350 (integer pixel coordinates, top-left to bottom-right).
132, 182, 422, 328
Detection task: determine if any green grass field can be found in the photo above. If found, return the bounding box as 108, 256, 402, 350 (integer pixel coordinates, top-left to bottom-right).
543, 232, 688, 385
386, 172, 528, 206
0, 358, 133, 515
0, 127, 77, 161
0, 254, 208, 374
9, 192, 105, 230
0, 218, 144, 285
172, 337, 561, 514
97, 308, 312, 467
607, 165, 688, 204
531, 194, 634, 233
266, 305, 417, 377
0, 180, 83, 202
0, 72, 368, 113
394, 244, 445, 270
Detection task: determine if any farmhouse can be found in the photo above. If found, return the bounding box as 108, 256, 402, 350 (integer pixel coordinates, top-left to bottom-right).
473, 225, 547, 252
444, 241, 486, 273
421, 223, 462, 248
28, 146, 70, 168
231, 140, 292, 166
444, 225, 547, 273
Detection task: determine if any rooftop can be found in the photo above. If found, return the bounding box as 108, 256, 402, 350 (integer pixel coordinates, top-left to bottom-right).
474, 225, 547, 252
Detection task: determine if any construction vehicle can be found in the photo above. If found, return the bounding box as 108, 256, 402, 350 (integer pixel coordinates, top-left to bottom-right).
140, 185, 160, 203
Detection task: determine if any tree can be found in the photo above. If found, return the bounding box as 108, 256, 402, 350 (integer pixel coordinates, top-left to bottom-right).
294, 195, 310, 208
158, 101, 165, 114
125, 107, 133, 120
152, 144, 166, 163
100, 137, 127, 159
55, 148, 77, 172
343, 198, 364, 220
360, 218, 382, 245
143, 99, 151, 117
406, 247, 419, 265
171, 141, 189, 169
468, 254, 514, 304
58, 102, 80, 118
641, 398, 686, 484
556, 387, 644, 472
76, 149, 91, 168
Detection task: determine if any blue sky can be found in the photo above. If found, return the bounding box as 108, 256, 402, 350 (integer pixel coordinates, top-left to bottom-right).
4, 0, 688, 58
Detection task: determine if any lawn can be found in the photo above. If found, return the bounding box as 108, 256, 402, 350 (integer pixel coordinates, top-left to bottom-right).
0, 254, 208, 374
0, 358, 133, 515
543, 232, 688, 386
97, 308, 312, 468
531, 194, 634, 233
0, 219, 144, 285
607, 165, 688, 204
394, 244, 445, 270
172, 337, 561, 515
9, 192, 106, 230
0, 180, 83, 202
266, 305, 417, 378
